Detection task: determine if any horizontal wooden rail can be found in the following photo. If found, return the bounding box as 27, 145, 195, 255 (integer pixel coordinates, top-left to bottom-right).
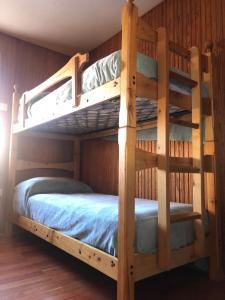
134, 237, 209, 281
79, 78, 121, 106
19, 131, 79, 141
12, 216, 118, 280
136, 148, 157, 171
23, 53, 89, 104
137, 19, 157, 43
169, 117, 199, 129
170, 212, 201, 223
169, 41, 191, 60
170, 71, 197, 88
170, 91, 211, 116
16, 160, 74, 172
169, 157, 199, 173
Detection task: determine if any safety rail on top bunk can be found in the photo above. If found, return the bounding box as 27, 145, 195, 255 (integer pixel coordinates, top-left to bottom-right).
11, 15, 212, 134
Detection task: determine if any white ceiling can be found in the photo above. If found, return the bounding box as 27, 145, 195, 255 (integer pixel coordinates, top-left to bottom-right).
0, 0, 162, 55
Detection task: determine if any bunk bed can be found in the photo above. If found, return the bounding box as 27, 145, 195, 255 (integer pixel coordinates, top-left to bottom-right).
7, 0, 224, 299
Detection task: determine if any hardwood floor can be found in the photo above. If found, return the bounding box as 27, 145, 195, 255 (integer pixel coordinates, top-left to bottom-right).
0, 230, 225, 300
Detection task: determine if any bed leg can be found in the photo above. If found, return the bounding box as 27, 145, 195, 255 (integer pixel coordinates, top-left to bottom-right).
117, 1, 138, 299
117, 127, 136, 300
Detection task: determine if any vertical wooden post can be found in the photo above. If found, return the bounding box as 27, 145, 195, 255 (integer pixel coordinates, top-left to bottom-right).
204, 50, 224, 280
72, 56, 80, 107
156, 27, 170, 270
5, 85, 19, 235
118, 1, 137, 299
73, 138, 80, 180
190, 47, 205, 256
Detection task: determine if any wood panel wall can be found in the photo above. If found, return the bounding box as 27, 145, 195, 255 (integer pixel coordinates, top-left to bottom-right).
90, 0, 225, 64
0, 32, 69, 232
81, 139, 193, 203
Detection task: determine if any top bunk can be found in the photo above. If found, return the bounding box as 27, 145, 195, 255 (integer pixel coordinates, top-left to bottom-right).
11, 1, 212, 138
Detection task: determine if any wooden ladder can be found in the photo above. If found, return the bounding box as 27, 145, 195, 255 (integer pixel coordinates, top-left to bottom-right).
157, 28, 205, 269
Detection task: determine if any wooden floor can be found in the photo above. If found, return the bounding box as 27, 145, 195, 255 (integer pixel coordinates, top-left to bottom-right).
0, 231, 225, 300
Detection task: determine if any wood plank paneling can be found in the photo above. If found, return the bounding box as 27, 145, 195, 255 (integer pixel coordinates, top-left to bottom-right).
81, 139, 193, 204
81, 139, 118, 195
16, 136, 74, 183
0, 32, 69, 232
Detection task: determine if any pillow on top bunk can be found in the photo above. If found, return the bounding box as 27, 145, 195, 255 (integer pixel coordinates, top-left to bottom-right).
13, 177, 93, 216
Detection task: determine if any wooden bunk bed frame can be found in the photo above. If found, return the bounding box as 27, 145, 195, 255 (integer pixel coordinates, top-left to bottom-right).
7, 1, 224, 299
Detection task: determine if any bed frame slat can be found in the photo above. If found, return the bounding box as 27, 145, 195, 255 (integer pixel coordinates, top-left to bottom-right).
16, 160, 74, 172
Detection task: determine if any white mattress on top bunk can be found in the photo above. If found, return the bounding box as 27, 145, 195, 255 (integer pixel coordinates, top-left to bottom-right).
13, 177, 208, 257
18, 50, 208, 124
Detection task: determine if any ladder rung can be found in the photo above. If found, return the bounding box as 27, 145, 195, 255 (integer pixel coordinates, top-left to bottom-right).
170, 212, 201, 223
170, 117, 199, 129
169, 90, 212, 116
170, 71, 197, 88
170, 165, 200, 173
169, 157, 200, 173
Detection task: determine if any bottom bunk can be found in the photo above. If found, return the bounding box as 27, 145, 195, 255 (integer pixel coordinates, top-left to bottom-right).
11, 176, 210, 282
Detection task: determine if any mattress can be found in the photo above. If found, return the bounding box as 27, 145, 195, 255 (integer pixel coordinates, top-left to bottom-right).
14, 177, 208, 257
18, 50, 208, 127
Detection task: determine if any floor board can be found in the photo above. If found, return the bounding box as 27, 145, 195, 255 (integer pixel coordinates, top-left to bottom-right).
0, 230, 225, 300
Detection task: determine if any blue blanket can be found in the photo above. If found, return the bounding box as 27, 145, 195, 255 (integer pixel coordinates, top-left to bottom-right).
14, 178, 208, 257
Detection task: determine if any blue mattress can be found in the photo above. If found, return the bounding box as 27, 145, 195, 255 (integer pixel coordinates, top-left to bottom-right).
18, 50, 208, 124
13, 178, 208, 257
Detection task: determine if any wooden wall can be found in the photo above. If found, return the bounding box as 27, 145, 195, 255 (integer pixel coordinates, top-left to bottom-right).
81, 139, 193, 203
90, 0, 225, 64
0, 32, 69, 232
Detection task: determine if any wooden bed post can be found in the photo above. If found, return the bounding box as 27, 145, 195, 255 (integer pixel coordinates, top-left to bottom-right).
118, 0, 137, 299
156, 27, 170, 270
5, 85, 19, 235
203, 45, 224, 280
190, 47, 205, 257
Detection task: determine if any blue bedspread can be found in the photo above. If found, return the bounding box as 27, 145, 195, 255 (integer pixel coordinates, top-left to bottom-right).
13, 178, 207, 257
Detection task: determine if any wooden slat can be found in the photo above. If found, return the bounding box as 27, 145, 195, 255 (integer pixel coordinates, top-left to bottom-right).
134, 238, 209, 281
191, 46, 205, 257
170, 90, 211, 116
24, 53, 89, 104
170, 212, 201, 223
169, 157, 199, 173
12, 216, 118, 281
156, 27, 170, 270
137, 18, 157, 43
168, 41, 191, 60
80, 120, 158, 140
19, 131, 78, 141
170, 117, 199, 129
136, 72, 157, 99
117, 2, 138, 299
79, 78, 120, 106
135, 148, 157, 171
170, 71, 197, 88
16, 160, 74, 172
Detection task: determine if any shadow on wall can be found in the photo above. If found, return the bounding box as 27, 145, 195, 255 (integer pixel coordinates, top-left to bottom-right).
213, 40, 225, 273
